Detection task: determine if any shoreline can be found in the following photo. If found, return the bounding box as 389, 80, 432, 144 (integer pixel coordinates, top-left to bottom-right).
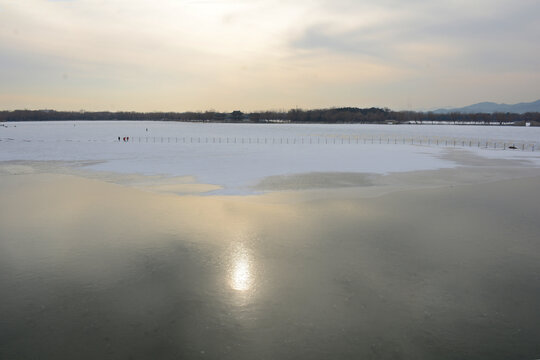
1, 118, 535, 126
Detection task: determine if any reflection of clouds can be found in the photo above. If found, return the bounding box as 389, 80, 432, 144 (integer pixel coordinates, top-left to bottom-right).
229, 243, 254, 292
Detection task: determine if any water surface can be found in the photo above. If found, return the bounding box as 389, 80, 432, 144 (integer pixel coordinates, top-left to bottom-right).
1, 172, 540, 359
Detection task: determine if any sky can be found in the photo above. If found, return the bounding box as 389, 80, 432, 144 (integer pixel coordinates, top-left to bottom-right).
0, 0, 539, 112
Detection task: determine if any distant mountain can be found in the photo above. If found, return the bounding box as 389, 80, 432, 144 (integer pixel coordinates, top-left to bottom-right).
433, 99, 540, 114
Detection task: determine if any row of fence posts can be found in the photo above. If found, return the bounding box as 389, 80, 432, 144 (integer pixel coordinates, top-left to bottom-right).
121, 136, 536, 151
1, 136, 534, 151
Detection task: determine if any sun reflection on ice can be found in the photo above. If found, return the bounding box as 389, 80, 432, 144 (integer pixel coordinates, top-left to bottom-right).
229, 243, 254, 292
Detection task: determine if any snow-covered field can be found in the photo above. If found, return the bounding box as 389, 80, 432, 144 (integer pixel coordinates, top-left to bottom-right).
1, 121, 539, 194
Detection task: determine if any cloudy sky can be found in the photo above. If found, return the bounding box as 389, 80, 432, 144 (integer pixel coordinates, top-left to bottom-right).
1, 0, 539, 111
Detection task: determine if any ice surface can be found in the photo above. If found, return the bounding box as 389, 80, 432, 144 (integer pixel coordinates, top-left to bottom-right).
1, 121, 539, 194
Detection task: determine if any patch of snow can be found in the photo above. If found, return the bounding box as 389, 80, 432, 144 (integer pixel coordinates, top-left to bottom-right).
1, 121, 539, 194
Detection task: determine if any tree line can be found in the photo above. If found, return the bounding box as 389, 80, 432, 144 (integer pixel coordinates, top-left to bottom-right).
1, 108, 539, 125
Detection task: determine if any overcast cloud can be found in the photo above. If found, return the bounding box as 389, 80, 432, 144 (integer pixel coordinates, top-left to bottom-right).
0, 0, 538, 111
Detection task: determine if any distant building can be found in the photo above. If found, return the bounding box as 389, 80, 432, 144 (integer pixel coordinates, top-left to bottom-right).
226, 111, 248, 122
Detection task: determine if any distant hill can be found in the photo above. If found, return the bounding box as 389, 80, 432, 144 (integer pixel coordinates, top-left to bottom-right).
433, 99, 540, 114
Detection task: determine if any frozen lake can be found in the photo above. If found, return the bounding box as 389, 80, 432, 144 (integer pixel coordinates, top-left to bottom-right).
1, 171, 540, 360
1, 121, 539, 194
1, 121, 540, 359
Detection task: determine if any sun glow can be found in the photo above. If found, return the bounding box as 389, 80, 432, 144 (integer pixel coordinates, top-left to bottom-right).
229, 243, 254, 292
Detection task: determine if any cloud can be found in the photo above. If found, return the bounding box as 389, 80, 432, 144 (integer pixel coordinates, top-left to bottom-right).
290, 0, 540, 72
292, 24, 382, 56
0, 0, 539, 110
